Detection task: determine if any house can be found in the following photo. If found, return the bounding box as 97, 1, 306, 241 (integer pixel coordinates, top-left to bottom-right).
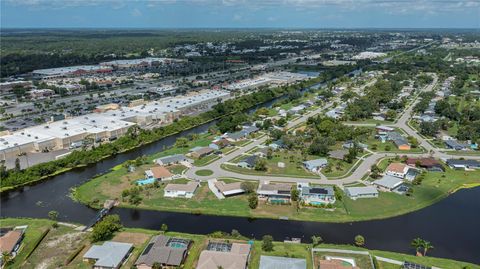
345, 186, 379, 200
237, 155, 258, 169
402, 261, 432, 269
299, 184, 336, 205
376, 125, 395, 133
164, 182, 199, 198
225, 125, 259, 142
446, 159, 480, 170
254, 147, 270, 158
328, 149, 348, 160
196, 242, 251, 269
83, 241, 133, 269
155, 154, 192, 166
445, 140, 468, 150
385, 163, 410, 178
387, 132, 411, 150
303, 158, 328, 172
373, 175, 405, 192
259, 256, 306, 269
342, 141, 368, 149
268, 140, 284, 150
214, 181, 245, 196
405, 158, 444, 172
135, 235, 191, 269
209, 138, 231, 150
0, 228, 24, 258
289, 105, 306, 115
144, 166, 173, 181
190, 147, 214, 159
257, 182, 292, 203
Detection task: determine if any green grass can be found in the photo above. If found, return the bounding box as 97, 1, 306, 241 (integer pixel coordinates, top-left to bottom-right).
322, 158, 356, 178
250, 241, 313, 269
193, 154, 220, 166
195, 169, 214, 176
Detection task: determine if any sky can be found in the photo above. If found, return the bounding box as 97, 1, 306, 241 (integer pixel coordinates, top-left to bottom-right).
1, 0, 479, 29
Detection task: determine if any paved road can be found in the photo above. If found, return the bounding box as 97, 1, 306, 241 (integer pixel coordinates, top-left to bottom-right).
185, 73, 480, 186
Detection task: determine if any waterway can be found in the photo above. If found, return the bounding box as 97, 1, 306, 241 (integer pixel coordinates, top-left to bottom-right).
1, 69, 479, 264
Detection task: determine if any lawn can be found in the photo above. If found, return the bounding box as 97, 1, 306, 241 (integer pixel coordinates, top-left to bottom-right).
249, 241, 313, 269
322, 158, 356, 178
195, 169, 214, 176
193, 154, 220, 167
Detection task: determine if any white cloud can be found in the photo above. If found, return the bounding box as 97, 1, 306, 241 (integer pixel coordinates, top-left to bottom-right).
233, 14, 243, 21
131, 8, 142, 17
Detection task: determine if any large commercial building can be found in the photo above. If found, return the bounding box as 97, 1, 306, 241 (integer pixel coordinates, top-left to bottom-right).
0, 90, 230, 160
100, 57, 187, 70
32, 65, 113, 79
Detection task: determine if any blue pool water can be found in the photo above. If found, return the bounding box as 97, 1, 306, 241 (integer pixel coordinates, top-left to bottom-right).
136, 178, 155, 185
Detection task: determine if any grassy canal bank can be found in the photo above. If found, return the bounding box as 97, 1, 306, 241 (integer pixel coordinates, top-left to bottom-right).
1, 218, 478, 269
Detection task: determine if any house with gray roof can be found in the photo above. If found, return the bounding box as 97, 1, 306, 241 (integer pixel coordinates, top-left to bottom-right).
154, 154, 193, 166
373, 175, 405, 192
135, 235, 190, 269
299, 184, 335, 205
446, 159, 480, 170
303, 158, 328, 172
259, 256, 306, 269
83, 241, 133, 269
345, 186, 379, 200
444, 140, 468, 151
237, 155, 258, 169
328, 149, 348, 160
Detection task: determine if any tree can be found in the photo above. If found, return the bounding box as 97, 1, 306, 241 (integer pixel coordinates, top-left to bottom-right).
248, 193, 258, 209
90, 215, 123, 242
261, 235, 274, 251
48, 210, 59, 221
254, 158, 267, 171
333, 186, 343, 202
370, 164, 381, 179
161, 223, 168, 233
290, 187, 300, 202
311, 235, 323, 247
14, 158, 21, 172
354, 235, 365, 246
1, 251, 12, 266
175, 137, 189, 148
152, 262, 162, 269
422, 240, 434, 256
411, 238, 424, 256
240, 182, 256, 193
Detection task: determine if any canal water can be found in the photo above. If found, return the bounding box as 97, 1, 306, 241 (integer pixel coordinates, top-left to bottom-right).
2, 70, 479, 264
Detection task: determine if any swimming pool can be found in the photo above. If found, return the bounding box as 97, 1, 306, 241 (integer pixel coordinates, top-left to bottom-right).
136, 178, 155, 186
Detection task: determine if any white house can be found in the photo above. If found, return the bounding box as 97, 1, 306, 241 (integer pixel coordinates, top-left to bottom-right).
164, 182, 199, 198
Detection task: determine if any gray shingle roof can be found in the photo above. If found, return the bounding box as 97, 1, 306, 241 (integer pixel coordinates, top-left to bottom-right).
83, 241, 133, 268
135, 235, 189, 267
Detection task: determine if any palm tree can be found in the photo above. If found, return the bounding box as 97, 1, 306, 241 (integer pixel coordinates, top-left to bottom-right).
422, 241, 434, 256
2, 251, 12, 266
411, 238, 424, 256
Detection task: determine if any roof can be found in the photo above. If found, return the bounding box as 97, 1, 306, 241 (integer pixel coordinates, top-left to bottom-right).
345, 186, 379, 196
303, 158, 328, 168
328, 150, 348, 160
373, 175, 404, 190
156, 154, 188, 164
164, 181, 199, 193
259, 256, 306, 269
446, 159, 480, 167
0, 230, 23, 254
135, 235, 189, 267
150, 166, 173, 178
193, 147, 214, 155
239, 155, 258, 166
83, 241, 133, 268
405, 158, 439, 167
196, 243, 251, 269
301, 186, 334, 196
226, 131, 247, 140
387, 132, 409, 146
214, 181, 244, 193
258, 183, 292, 192
445, 140, 467, 149
386, 163, 408, 173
